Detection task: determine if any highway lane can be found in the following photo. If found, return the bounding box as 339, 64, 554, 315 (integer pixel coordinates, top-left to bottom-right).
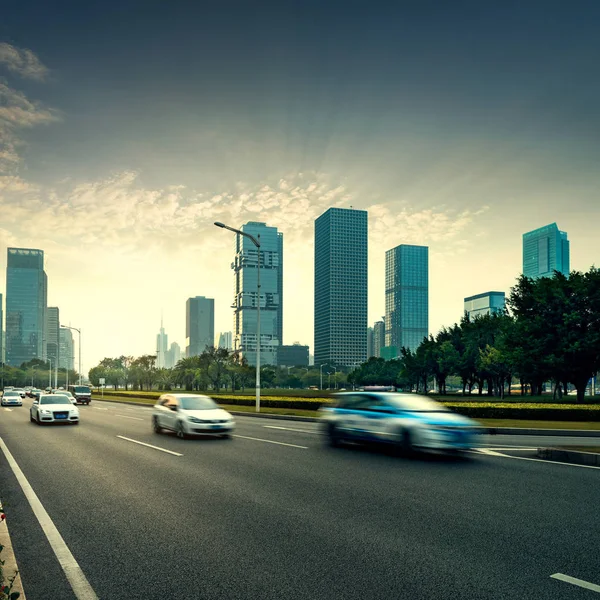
0, 399, 599, 600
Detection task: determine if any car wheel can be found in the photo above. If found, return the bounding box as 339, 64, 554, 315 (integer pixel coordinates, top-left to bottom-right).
221, 433, 232, 439
30, 413, 34, 422
153, 416, 162, 434
73, 421, 80, 426
176, 421, 187, 439
327, 423, 343, 447
402, 429, 414, 456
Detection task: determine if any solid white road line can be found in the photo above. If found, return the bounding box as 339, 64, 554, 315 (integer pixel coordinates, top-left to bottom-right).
3, 408, 13, 412
92, 407, 109, 411
263, 425, 320, 434
473, 448, 600, 470
551, 573, 600, 593
116, 435, 183, 456
114, 414, 144, 421
233, 434, 308, 449
0, 437, 99, 600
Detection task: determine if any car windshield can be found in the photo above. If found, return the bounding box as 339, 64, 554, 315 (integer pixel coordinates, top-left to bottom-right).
379, 394, 450, 413
4, 391, 19, 396
40, 395, 72, 405
74, 387, 91, 393
179, 396, 218, 410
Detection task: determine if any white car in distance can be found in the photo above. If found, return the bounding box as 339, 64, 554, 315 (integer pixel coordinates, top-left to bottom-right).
152, 394, 235, 439
30, 394, 80, 425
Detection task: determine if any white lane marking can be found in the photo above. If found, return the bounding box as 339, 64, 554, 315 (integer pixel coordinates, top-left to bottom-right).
3, 408, 13, 412
93, 407, 109, 411
264, 425, 320, 434
233, 434, 308, 449
472, 448, 600, 470
115, 414, 144, 421
551, 573, 600, 593
116, 435, 182, 456
482, 447, 538, 451
0, 437, 99, 600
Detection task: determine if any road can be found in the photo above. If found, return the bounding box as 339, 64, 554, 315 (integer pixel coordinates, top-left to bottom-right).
0, 398, 599, 600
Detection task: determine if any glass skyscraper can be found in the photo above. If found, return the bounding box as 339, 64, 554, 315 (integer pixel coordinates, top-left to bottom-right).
464, 291, 505, 320
523, 223, 570, 279
0, 293, 4, 364
385, 244, 428, 352
232, 222, 283, 367
314, 207, 368, 367
186, 296, 215, 357
46, 306, 60, 369
373, 319, 385, 358
5, 248, 48, 367
59, 327, 75, 371
156, 319, 168, 368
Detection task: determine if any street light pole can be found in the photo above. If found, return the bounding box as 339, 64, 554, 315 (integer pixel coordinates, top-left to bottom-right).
61, 325, 82, 386
47, 358, 52, 388
320, 364, 327, 390
214, 221, 262, 412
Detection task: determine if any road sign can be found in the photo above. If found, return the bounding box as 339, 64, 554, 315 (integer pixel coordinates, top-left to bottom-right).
99, 378, 105, 384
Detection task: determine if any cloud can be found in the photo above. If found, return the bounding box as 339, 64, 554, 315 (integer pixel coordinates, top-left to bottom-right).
0, 81, 60, 173
0, 43, 49, 80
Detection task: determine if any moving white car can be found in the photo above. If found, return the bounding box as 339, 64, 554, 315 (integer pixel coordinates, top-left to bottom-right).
58, 391, 78, 404
1, 390, 23, 407
152, 394, 235, 439
30, 394, 80, 425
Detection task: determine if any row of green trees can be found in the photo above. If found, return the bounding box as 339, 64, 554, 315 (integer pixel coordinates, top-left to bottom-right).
0, 358, 79, 389
350, 269, 600, 402
88, 348, 349, 392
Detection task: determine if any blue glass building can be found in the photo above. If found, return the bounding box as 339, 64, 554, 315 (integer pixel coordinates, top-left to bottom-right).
385, 244, 428, 352
233, 222, 283, 367
5, 248, 48, 367
523, 223, 570, 279
314, 207, 368, 367
186, 296, 214, 357
464, 291, 505, 320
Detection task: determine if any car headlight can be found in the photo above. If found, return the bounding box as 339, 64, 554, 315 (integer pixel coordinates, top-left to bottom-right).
188, 416, 204, 423
41, 409, 52, 414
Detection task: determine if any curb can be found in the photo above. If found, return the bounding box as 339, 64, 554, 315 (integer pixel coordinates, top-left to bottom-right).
536, 447, 600, 466
0, 503, 26, 599
488, 427, 600, 437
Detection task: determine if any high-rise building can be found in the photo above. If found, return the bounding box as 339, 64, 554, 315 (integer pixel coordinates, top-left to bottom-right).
46, 307, 60, 370
277, 344, 309, 367
232, 222, 283, 366
186, 296, 214, 357
523, 223, 570, 279
59, 327, 74, 371
165, 341, 181, 368
314, 207, 368, 367
0, 293, 4, 364
373, 319, 385, 358
367, 327, 374, 358
218, 331, 233, 351
5, 248, 48, 366
464, 292, 505, 320
385, 244, 428, 352
156, 319, 168, 368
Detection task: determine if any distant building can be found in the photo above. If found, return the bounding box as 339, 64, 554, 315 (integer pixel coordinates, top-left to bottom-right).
218, 331, 233, 351
46, 307, 60, 369
277, 344, 309, 367
0, 292, 3, 364
156, 319, 168, 368
165, 342, 181, 368
186, 297, 214, 357
5, 248, 48, 366
464, 292, 506, 320
232, 222, 283, 367
380, 346, 398, 360
314, 207, 368, 367
523, 223, 570, 279
373, 319, 385, 358
385, 244, 428, 352
59, 327, 74, 371
367, 327, 374, 359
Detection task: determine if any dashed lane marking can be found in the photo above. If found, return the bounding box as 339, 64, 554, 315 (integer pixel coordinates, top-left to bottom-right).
263, 425, 320, 434
551, 573, 600, 593
472, 448, 600, 470
116, 435, 183, 456
233, 434, 308, 449
115, 415, 144, 421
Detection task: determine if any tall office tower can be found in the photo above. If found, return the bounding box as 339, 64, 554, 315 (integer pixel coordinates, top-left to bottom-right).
59, 327, 74, 371
314, 207, 368, 367
523, 223, 570, 279
373, 319, 385, 358
6, 248, 48, 366
46, 307, 60, 369
0, 293, 3, 364
367, 327, 374, 358
156, 319, 168, 368
186, 296, 214, 357
464, 291, 505, 320
385, 244, 429, 353
167, 341, 181, 368
218, 331, 233, 350
232, 222, 283, 366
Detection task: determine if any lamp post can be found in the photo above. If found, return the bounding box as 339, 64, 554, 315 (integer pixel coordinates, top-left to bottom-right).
215, 221, 262, 412
47, 358, 53, 389
320, 364, 327, 390
61, 325, 82, 385
332, 367, 338, 390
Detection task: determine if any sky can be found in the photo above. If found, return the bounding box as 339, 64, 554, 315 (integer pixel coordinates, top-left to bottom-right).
1, 0, 600, 374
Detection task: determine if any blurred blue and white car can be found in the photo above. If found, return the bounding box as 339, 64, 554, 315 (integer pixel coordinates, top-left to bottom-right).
319, 392, 480, 453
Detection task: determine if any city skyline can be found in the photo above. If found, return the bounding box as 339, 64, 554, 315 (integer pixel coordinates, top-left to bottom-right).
1, 2, 600, 372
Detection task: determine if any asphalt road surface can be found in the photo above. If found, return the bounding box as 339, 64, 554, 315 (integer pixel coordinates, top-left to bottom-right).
1, 398, 599, 600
